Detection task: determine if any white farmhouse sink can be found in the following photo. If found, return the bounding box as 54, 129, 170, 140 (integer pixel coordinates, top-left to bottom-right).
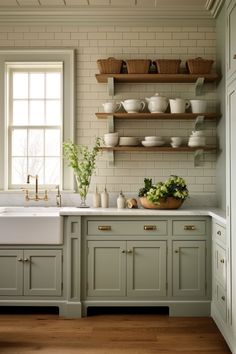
0, 207, 62, 245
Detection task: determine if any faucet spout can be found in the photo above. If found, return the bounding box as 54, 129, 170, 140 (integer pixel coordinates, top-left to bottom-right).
24, 174, 47, 202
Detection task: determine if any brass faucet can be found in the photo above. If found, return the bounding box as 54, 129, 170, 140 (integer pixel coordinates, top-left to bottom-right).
23, 174, 48, 202
56, 185, 62, 207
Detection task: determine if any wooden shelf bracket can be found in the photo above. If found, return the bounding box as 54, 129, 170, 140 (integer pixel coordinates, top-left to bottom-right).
107, 115, 115, 133
108, 77, 115, 96
194, 115, 205, 130
194, 149, 204, 166
195, 77, 205, 96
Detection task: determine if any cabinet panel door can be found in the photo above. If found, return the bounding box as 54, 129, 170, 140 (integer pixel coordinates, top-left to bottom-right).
0, 250, 23, 296
172, 241, 206, 297
214, 243, 227, 289
227, 0, 236, 78
127, 241, 167, 297
87, 241, 126, 297
23, 250, 62, 296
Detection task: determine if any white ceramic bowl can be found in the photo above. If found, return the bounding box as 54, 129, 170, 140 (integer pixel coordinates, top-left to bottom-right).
142, 140, 165, 147
104, 133, 119, 147
119, 137, 139, 146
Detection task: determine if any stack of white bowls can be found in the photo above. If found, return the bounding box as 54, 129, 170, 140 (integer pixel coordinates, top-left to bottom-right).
104, 132, 119, 147
141, 136, 165, 147
188, 130, 206, 147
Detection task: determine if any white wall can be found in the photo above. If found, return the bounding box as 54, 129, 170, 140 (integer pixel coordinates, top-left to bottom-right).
0, 22, 219, 200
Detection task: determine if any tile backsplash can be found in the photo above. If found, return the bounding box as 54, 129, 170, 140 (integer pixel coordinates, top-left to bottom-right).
0, 23, 218, 200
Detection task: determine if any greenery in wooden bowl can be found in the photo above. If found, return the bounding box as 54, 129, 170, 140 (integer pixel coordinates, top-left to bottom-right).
138, 175, 189, 209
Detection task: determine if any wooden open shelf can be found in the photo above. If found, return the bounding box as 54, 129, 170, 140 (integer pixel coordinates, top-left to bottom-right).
100, 146, 217, 152
96, 112, 220, 120
95, 73, 219, 84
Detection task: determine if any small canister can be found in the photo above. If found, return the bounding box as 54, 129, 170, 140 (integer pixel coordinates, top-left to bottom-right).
117, 191, 126, 209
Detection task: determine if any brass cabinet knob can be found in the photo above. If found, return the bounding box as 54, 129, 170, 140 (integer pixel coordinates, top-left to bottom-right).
98, 226, 111, 231
221, 296, 225, 301
234, 54, 236, 59
144, 225, 157, 231
121, 249, 126, 254
17, 258, 23, 262
184, 225, 196, 231
175, 250, 179, 253
217, 230, 222, 236
220, 259, 225, 264
127, 249, 132, 254
24, 258, 30, 262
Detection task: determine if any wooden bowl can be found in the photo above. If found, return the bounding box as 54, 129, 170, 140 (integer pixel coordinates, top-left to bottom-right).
139, 197, 183, 210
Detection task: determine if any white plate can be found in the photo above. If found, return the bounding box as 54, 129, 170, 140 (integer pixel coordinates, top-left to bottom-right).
141, 140, 165, 147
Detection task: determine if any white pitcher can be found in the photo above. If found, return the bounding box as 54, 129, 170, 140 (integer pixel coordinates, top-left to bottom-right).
121, 99, 145, 113
102, 102, 121, 113
169, 98, 190, 113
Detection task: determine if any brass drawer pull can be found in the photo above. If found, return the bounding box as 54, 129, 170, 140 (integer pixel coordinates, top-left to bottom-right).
98, 226, 111, 231
234, 54, 236, 59
24, 258, 30, 262
144, 225, 157, 231
217, 230, 222, 236
220, 259, 225, 264
221, 296, 225, 301
17, 258, 23, 262
184, 225, 196, 231
175, 250, 179, 253
121, 249, 126, 254
127, 249, 132, 254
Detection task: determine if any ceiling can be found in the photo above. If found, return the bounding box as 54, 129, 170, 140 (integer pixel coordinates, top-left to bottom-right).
0, 0, 223, 22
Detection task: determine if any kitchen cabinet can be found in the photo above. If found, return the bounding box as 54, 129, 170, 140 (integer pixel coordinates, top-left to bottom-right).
172, 240, 206, 297
87, 240, 167, 298
0, 249, 62, 296
227, 0, 236, 80
81, 216, 211, 317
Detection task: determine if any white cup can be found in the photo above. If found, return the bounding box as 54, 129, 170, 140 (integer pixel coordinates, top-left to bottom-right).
171, 137, 182, 146
169, 98, 190, 113
102, 102, 121, 113
190, 100, 207, 113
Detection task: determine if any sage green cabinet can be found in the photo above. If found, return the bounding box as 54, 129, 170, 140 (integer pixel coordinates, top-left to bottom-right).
87, 240, 167, 298
0, 249, 62, 297
172, 240, 206, 297
227, 0, 236, 79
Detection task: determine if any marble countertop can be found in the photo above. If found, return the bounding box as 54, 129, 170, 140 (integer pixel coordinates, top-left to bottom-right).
59, 207, 226, 225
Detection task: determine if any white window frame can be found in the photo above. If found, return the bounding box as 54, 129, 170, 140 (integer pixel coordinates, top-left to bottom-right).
0, 49, 75, 191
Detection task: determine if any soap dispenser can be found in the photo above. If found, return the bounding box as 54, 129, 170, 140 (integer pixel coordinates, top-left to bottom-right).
117, 191, 126, 209
101, 187, 109, 208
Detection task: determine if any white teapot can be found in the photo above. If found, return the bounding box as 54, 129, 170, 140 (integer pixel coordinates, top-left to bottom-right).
121, 99, 145, 113
145, 93, 168, 113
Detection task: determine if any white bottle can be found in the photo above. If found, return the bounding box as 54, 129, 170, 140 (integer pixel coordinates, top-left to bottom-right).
101, 187, 109, 208
117, 191, 126, 209
93, 186, 101, 208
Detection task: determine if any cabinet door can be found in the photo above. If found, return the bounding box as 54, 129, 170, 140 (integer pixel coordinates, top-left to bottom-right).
172, 241, 206, 297
23, 250, 62, 296
0, 250, 23, 295
87, 241, 126, 297
214, 243, 227, 289
127, 241, 167, 297
227, 0, 236, 78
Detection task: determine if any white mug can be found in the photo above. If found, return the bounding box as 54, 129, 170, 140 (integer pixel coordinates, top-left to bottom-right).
190, 100, 207, 113
169, 98, 190, 113
171, 137, 182, 147
102, 102, 121, 113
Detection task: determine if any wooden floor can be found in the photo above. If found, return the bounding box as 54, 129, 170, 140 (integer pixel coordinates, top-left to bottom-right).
0, 308, 231, 354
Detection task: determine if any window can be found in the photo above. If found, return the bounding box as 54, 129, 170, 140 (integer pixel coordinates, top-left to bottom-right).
8, 64, 62, 187
0, 50, 75, 190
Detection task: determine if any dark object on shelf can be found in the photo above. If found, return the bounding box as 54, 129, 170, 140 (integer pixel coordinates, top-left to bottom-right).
186, 57, 214, 74
97, 57, 123, 74
154, 59, 181, 74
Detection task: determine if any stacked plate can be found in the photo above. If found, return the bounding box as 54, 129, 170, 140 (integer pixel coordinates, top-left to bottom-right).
188, 131, 206, 147
141, 136, 165, 147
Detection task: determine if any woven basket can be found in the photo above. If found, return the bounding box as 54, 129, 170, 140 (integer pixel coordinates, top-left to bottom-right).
154, 59, 181, 74
97, 57, 123, 74
139, 197, 183, 210
125, 59, 151, 74
186, 57, 214, 74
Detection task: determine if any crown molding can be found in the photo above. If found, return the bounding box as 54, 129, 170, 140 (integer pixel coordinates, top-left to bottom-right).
0, 7, 214, 24
205, 0, 225, 18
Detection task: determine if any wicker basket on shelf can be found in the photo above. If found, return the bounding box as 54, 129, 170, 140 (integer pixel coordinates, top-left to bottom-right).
186, 57, 214, 74
97, 57, 123, 74
124, 59, 151, 74
154, 59, 181, 74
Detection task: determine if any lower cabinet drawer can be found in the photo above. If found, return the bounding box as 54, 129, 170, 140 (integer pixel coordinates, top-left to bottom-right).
172, 220, 206, 236
86, 220, 168, 236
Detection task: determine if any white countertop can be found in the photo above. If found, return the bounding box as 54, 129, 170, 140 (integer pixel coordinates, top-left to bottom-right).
59, 207, 226, 225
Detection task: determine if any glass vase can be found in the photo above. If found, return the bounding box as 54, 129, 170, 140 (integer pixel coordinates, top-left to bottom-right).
75, 175, 91, 208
